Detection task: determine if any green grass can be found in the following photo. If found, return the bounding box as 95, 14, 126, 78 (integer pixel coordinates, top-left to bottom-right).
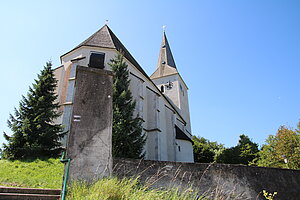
0, 159, 244, 199
67, 177, 199, 200
0, 158, 64, 189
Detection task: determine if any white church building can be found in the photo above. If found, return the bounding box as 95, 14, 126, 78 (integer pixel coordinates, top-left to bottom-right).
54, 25, 194, 162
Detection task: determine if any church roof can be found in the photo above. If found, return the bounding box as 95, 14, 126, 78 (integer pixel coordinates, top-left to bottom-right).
150, 32, 178, 79
61, 25, 148, 79
61, 25, 188, 126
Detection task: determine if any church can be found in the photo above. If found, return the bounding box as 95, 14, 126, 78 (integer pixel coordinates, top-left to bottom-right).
54, 25, 194, 162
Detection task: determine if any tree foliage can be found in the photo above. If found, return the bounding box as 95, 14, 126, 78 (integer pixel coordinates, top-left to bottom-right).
110, 53, 146, 159
2, 62, 64, 160
256, 125, 300, 169
192, 136, 224, 163
216, 134, 259, 165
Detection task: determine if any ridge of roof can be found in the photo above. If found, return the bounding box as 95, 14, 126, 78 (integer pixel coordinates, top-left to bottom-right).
162, 32, 176, 68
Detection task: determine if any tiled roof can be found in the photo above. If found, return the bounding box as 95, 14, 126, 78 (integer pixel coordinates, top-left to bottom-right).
61, 25, 149, 79
161, 32, 177, 68
150, 32, 178, 79
175, 125, 193, 144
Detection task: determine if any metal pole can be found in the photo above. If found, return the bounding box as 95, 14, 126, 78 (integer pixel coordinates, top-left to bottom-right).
60, 152, 71, 200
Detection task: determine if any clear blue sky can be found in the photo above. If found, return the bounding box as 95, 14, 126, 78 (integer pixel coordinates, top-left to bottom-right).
1, 0, 300, 148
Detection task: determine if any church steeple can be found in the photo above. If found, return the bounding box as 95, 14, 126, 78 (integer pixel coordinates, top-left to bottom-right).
150, 32, 178, 79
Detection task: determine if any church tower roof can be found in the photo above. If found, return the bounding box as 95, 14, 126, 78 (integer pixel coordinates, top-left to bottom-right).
150, 31, 178, 79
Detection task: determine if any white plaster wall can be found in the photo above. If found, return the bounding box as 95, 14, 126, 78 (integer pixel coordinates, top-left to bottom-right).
53, 66, 64, 103
153, 74, 192, 136
53, 66, 64, 126
165, 107, 176, 161
175, 119, 194, 162
145, 131, 159, 160
176, 139, 194, 162
129, 74, 144, 119
58, 46, 193, 162
158, 99, 168, 161
146, 88, 158, 130
152, 75, 180, 108
62, 47, 116, 71
177, 78, 192, 134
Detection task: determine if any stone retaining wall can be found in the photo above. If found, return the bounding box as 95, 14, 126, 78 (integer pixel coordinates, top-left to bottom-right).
113, 158, 300, 200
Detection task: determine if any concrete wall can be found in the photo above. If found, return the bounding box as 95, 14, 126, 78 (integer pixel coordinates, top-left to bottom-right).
66, 66, 113, 181
113, 158, 300, 200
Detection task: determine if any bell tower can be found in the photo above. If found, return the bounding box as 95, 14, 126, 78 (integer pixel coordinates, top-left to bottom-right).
150, 31, 191, 133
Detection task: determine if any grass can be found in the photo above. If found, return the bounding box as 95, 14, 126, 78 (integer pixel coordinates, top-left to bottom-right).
0, 159, 246, 199
0, 158, 64, 189
0, 159, 199, 199
67, 177, 199, 200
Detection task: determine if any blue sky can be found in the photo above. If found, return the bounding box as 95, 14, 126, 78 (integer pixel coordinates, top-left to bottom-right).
1, 0, 300, 148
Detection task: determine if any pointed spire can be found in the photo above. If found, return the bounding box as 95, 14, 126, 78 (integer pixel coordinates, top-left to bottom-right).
160, 32, 177, 68
150, 31, 178, 79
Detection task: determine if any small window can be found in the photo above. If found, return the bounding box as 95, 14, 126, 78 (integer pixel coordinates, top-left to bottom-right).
180, 84, 184, 96
178, 146, 181, 152
89, 52, 105, 69
161, 85, 164, 93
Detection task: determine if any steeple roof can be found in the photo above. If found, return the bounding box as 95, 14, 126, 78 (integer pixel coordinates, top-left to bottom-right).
61, 25, 148, 79
150, 32, 178, 79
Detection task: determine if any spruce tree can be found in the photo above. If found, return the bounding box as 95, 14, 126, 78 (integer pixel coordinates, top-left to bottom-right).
2, 62, 65, 160
109, 53, 146, 158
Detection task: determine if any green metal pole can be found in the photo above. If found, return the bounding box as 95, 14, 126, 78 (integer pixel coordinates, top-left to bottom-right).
60, 152, 71, 200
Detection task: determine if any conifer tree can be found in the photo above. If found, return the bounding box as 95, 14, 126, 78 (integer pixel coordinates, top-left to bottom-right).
2, 62, 64, 160
109, 53, 145, 158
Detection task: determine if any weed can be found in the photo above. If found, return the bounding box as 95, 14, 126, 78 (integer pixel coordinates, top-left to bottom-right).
263, 190, 277, 200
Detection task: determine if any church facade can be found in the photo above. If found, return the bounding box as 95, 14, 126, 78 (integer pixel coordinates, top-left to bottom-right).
54, 25, 194, 162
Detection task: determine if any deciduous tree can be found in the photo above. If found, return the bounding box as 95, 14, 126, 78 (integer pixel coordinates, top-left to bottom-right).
192, 136, 224, 163
256, 125, 300, 169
